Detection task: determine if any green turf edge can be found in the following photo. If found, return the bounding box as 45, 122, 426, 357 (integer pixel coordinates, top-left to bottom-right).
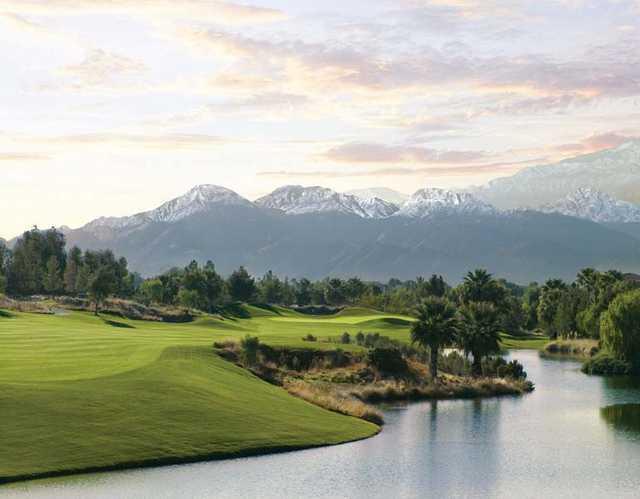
0, 428, 380, 486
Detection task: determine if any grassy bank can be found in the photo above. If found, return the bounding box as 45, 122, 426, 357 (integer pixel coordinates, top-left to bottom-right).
0, 303, 540, 484
543, 339, 599, 359
0, 306, 394, 484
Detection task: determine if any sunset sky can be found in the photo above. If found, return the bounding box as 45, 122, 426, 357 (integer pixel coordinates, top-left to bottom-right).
2, 0, 640, 238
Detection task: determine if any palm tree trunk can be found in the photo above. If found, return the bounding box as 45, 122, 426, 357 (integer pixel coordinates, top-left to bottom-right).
472, 351, 482, 376
430, 346, 438, 381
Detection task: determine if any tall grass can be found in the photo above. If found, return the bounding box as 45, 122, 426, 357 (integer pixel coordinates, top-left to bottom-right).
285, 380, 384, 426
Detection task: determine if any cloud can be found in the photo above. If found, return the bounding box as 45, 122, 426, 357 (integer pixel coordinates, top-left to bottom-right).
55, 49, 146, 88
554, 132, 636, 154
0, 153, 51, 161
2, 132, 235, 151
5, 0, 286, 25
324, 142, 487, 164
175, 27, 640, 112
1, 12, 46, 33
259, 158, 542, 179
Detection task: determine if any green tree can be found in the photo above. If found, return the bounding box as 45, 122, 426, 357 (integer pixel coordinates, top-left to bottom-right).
63, 246, 83, 294
0, 241, 9, 294
536, 279, 567, 338
294, 278, 312, 306
460, 269, 507, 308
228, 266, 257, 303
324, 278, 345, 305
344, 277, 366, 303
43, 256, 63, 294
88, 266, 117, 315
177, 288, 201, 310
600, 289, 640, 366
140, 278, 164, 304
418, 274, 448, 298
458, 302, 502, 376
410, 297, 459, 379
258, 270, 283, 304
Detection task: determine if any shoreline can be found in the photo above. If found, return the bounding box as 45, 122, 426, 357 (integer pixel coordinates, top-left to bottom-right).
2, 372, 532, 487
0, 430, 381, 487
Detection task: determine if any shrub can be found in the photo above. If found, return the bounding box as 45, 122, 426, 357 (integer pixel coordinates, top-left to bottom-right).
439, 351, 470, 376
582, 352, 632, 376
303, 333, 317, 342
240, 335, 260, 366
341, 332, 351, 344
482, 357, 528, 379
367, 347, 407, 375
355, 331, 365, 345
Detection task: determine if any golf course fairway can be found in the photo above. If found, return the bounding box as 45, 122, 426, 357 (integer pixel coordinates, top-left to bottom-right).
0, 306, 403, 483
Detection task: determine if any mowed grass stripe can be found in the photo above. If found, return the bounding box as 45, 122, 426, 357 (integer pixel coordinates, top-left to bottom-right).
1, 307, 408, 482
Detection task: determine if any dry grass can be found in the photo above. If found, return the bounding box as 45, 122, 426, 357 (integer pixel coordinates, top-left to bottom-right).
350, 375, 533, 403
284, 380, 384, 426
544, 339, 599, 359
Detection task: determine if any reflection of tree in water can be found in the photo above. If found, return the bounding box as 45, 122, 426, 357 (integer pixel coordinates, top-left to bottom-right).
601, 404, 640, 436
421, 399, 501, 497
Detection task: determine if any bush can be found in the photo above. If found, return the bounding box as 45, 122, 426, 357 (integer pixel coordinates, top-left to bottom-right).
582, 352, 632, 376
367, 347, 407, 375
439, 351, 470, 376
303, 333, 317, 342
355, 331, 365, 345
482, 357, 528, 379
240, 335, 260, 366
341, 332, 351, 344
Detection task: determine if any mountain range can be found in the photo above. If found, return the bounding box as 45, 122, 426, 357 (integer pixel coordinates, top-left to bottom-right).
54, 181, 640, 283
10, 139, 640, 283
473, 139, 640, 208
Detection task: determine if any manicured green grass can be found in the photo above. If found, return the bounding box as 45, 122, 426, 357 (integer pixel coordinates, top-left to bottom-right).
500, 332, 550, 350
0, 304, 542, 483
0, 305, 407, 483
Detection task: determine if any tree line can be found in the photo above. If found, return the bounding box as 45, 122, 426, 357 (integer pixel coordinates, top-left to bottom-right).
2, 228, 640, 366
0, 228, 136, 313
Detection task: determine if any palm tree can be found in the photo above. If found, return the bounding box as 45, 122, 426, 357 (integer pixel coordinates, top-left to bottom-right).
411, 297, 459, 380
460, 269, 506, 307
458, 302, 502, 376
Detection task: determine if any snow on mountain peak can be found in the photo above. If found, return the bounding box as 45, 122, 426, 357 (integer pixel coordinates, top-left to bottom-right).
151, 184, 252, 222
396, 188, 497, 218
359, 197, 400, 218
541, 187, 640, 223
84, 185, 252, 231
256, 185, 397, 218
346, 187, 410, 205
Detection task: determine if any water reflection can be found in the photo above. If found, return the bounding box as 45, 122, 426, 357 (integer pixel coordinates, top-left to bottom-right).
600, 404, 640, 438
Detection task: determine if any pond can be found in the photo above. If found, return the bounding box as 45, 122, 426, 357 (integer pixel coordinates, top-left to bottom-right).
5, 351, 640, 498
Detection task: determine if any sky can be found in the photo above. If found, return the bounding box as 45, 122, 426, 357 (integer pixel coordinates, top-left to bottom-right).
2, 0, 640, 239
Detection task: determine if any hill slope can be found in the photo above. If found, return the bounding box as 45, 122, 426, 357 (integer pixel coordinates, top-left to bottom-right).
0, 309, 392, 483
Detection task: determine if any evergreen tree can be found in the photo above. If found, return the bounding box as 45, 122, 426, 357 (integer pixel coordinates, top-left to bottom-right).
228, 266, 257, 303
43, 256, 62, 294
64, 246, 83, 294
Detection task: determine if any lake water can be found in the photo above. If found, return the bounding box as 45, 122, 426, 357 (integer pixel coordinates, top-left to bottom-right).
5, 350, 640, 499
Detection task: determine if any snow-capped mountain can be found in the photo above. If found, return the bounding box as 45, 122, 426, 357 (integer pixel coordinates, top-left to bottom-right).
359, 197, 400, 218
541, 187, 640, 223
84, 185, 253, 233
346, 187, 410, 205
255, 185, 398, 219
474, 139, 640, 209
395, 188, 497, 218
